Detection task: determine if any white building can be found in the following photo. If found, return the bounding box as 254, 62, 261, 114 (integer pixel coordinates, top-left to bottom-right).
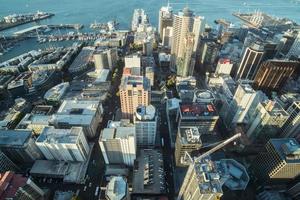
158, 4, 173, 39
134, 105, 157, 148
223, 81, 267, 127
50, 99, 103, 138
162, 26, 173, 48
99, 120, 136, 166
124, 54, 141, 76
131, 9, 149, 32
215, 58, 233, 75
36, 127, 90, 162
94, 48, 118, 71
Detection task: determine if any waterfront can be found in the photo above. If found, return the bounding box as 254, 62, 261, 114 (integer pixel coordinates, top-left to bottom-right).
1, 0, 300, 61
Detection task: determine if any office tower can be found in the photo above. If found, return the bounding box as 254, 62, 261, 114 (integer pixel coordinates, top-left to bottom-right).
120, 75, 150, 120
287, 32, 300, 58
215, 58, 233, 75
224, 81, 267, 128
253, 60, 299, 91
36, 127, 90, 162
199, 40, 219, 69
162, 26, 173, 48
253, 138, 300, 181
94, 48, 118, 71
134, 105, 157, 148
175, 127, 201, 167
176, 76, 197, 103
246, 100, 289, 142
171, 7, 205, 76
50, 99, 103, 138
235, 42, 264, 80
0, 151, 19, 173
99, 120, 136, 166
177, 102, 219, 133
145, 67, 154, 87
142, 39, 153, 56
105, 176, 129, 200
0, 130, 43, 166
0, 171, 45, 200
281, 101, 300, 139
177, 33, 196, 77
158, 3, 173, 39
131, 9, 149, 31
178, 159, 249, 200
124, 54, 141, 76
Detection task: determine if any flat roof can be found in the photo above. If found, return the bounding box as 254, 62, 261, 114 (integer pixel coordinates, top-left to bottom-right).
179, 127, 201, 144
270, 138, 300, 163
51, 114, 94, 125
106, 176, 127, 200
0, 130, 32, 147
120, 75, 150, 91
57, 99, 99, 115
179, 102, 218, 117
36, 127, 82, 144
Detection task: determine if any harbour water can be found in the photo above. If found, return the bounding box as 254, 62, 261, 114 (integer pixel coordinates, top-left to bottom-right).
1, 0, 300, 61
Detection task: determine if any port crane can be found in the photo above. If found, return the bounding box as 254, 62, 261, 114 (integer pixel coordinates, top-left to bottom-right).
177, 133, 242, 200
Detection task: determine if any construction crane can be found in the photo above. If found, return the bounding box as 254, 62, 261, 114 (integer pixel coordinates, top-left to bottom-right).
177, 133, 242, 200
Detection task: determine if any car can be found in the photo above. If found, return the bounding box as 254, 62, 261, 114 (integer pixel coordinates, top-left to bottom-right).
89, 182, 92, 187
84, 186, 87, 191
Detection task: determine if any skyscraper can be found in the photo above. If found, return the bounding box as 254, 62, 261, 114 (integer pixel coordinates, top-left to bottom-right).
171, 7, 205, 77
245, 100, 289, 142
281, 101, 300, 139
178, 159, 249, 200
235, 42, 264, 80
134, 105, 157, 148
158, 3, 173, 39
0, 151, 19, 173
131, 9, 149, 32
175, 127, 201, 167
99, 120, 136, 166
287, 32, 300, 58
253, 138, 300, 181
253, 59, 299, 91
120, 75, 150, 120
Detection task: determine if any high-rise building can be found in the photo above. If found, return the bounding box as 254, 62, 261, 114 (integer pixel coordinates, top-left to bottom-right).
253, 60, 299, 91
224, 81, 268, 128
131, 9, 149, 31
105, 176, 129, 200
134, 105, 157, 148
158, 4, 173, 39
93, 48, 118, 71
0, 171, 46, 200
246, 100, 289, 142
0, 151, 19, 173
177, 102, 219, 133
145, 67, 154, 87
99, 120, 136, 166
178, 159, 249, 200
281, 101, 300, 139
235, 42, 264, 80
120, 75, 150, 120
50, 99, 103, 138
124, 54, 141, 76
162, 26, 173, 48
253, 138, 300, 181
199, 40, 219, 69
175, 127, 202, 167
287, 32, 300, 58
171, 7, 205, 77
215, 58, 233, 75
177, 33, 196, 77
142, 39, 153, 56
0, 130, 43, 166
36, 127, 90, 162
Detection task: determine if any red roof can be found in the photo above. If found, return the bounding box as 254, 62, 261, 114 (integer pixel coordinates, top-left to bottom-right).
0, 171, 27, 200
219, 58, 231, 64
123, 67, 131, 75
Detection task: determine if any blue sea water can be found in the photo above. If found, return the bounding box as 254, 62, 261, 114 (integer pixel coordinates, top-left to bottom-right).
0, 0, 300, 61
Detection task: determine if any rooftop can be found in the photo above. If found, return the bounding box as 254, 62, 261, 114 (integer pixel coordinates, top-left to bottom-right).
179, 127, 201, 144
57, 99, 100, 115
0, 171, 28, 199
120, 75, 150, 90
0, 130, 32, 147
16, 114, 50, 129
44, 82, 70, 101
179, 102, 218, 117
270, 138, 300, 163
36, 127, 83, 144
135, 105, 156, 121
261, 100, 289, 117
106, 176, 127, 200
